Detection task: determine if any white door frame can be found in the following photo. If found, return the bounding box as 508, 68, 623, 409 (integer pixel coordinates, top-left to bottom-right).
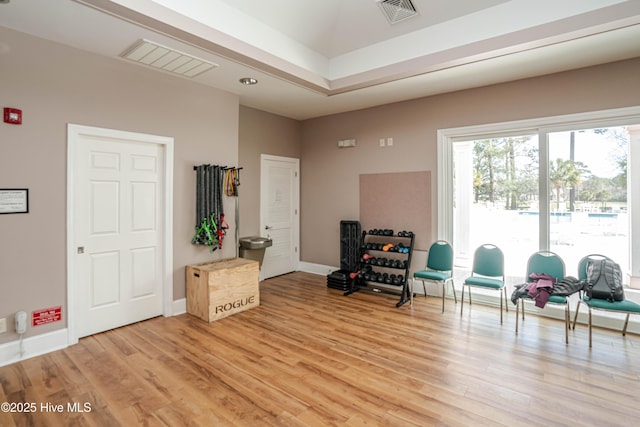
260, 154, 300, 280
66, 124, 174, 345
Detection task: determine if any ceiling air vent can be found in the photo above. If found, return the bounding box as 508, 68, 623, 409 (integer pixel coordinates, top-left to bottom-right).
377, 0, 419, 24
120, 39, 218, 78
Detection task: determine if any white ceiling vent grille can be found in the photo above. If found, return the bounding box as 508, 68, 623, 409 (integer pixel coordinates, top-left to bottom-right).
377, 0, 419, 24
120, 39, 217, 78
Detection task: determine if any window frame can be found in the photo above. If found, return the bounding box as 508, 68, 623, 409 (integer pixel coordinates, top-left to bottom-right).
437, 106, 640, 285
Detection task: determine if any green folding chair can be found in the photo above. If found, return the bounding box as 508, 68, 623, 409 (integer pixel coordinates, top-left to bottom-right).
461, 244, 507, 323
515, 251, 570, 344
572, 254, 640, 347
413, 240, 456, 312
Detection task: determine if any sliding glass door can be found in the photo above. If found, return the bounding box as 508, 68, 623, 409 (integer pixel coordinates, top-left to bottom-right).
442, 110, 638, 290
547, 127, 629, 276
453, 134, 539, 283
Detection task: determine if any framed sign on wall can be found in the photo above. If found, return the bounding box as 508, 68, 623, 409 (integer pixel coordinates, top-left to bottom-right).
0, 189, 29, 214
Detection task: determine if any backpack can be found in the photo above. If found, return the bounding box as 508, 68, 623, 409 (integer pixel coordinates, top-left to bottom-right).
585, 259, 624, 302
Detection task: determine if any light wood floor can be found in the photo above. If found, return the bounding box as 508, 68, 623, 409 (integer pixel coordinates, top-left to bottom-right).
1, 272, 639, 426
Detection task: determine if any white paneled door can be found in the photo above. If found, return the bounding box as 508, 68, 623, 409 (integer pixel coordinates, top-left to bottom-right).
69, 125, 170, 339
260, 155, 299, 280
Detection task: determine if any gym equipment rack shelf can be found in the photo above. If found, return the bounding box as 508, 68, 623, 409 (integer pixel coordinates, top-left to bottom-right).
344, 229, 414, 307
327, 220, 361, 290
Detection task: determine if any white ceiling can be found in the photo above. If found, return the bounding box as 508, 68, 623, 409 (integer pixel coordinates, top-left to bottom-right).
1, 0, 640, 120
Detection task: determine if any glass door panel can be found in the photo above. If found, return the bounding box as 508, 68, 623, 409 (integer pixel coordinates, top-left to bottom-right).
548, 127, 629, 278
453, 134, 539, 288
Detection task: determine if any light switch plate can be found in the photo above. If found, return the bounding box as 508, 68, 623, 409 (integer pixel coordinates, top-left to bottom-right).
0, 318, 7, 333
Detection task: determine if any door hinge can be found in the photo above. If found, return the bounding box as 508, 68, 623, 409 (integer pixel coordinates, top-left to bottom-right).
295, 246, 298, 253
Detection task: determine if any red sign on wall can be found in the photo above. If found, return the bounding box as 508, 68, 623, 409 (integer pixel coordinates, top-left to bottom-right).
32, 306, 62, 326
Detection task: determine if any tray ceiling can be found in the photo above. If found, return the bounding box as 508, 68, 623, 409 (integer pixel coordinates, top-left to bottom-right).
1, 0, 639, 119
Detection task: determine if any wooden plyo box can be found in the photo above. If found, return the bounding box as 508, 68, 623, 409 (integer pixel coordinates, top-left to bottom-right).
186, 258, 260, 322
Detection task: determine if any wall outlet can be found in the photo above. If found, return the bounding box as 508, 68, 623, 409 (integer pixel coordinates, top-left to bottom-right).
0, 318, 6, 333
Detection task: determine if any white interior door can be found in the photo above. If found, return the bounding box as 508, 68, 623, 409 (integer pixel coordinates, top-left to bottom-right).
69, 125, 170, 339
260, 155, 299, 280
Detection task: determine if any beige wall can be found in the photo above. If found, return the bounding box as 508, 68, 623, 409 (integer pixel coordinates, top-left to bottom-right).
238, 106, 301, 238
0, 28, 239, 343
2, 24, 640, 347
299, 58, 640, 269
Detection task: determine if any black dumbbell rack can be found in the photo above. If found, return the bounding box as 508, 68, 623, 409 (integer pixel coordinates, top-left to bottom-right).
344, 229, 414, 307
327, 220, 361, 290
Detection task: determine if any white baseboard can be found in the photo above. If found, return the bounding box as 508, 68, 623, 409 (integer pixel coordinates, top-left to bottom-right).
298, 261, 337, 276
0, 298, 187, 368
0, 329, 69, 367
171, 298, 186, 316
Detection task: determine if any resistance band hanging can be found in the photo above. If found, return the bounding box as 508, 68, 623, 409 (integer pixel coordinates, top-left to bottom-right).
192, 164, 229, 252
192, 165, 242, 252
223, 167, 240, 197
223, 167, 242, 257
